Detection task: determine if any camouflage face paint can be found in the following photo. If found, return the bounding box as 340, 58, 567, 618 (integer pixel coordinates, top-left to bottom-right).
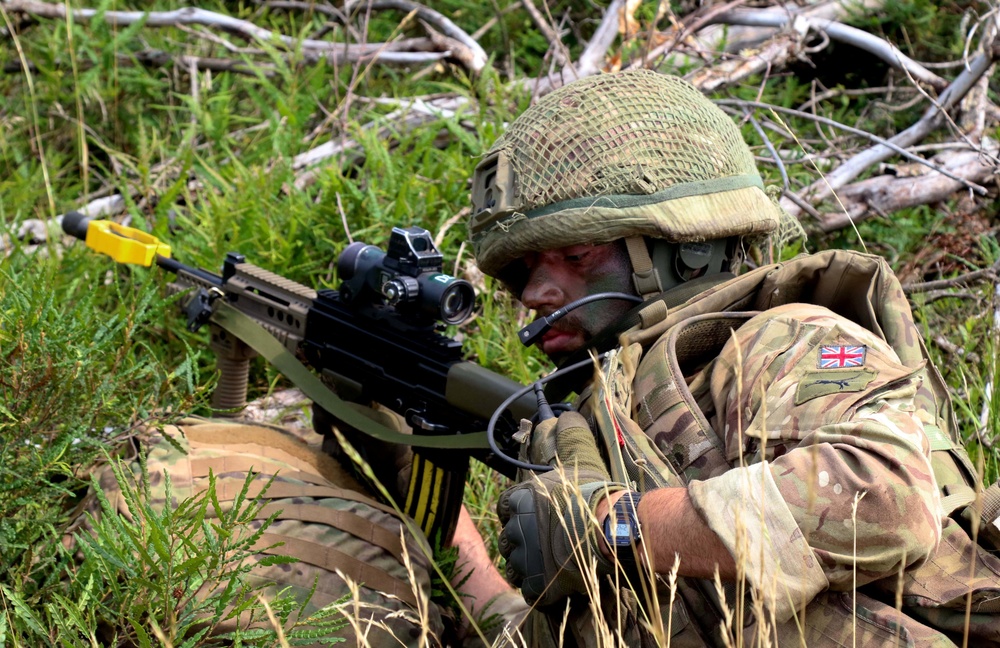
519, 241, 636, 361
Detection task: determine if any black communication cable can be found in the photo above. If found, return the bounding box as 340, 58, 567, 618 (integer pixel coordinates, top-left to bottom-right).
491, 290, 643, 472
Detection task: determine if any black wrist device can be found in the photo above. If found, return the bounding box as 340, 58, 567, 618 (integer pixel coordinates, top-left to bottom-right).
602, 491, 643, 564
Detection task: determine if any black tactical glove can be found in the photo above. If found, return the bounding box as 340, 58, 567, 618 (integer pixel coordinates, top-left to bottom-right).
497, 411, 622, 607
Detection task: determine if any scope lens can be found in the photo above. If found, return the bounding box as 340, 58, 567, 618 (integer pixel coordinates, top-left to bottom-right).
440, 282, 474, 325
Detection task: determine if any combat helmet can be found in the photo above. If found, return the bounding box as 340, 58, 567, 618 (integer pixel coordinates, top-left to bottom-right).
469, 69, 788, 298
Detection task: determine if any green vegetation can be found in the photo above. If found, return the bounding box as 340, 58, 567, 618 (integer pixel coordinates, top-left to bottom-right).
1, 0, 997, 644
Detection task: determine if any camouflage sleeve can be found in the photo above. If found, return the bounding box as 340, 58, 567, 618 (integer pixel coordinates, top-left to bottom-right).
687, 303, 942, 622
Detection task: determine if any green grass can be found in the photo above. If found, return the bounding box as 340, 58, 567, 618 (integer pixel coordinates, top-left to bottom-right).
1, 0, 998, 643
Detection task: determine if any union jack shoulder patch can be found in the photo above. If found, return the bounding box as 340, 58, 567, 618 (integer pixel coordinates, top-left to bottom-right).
818, 345, 867, 369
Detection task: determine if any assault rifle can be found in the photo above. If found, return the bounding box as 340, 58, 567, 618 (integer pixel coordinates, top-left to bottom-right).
62, 212, 535, 542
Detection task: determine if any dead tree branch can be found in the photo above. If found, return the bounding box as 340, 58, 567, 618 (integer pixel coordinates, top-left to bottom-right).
292, 96, 472, 189
3, 0, 484, 71
903, 255, 1000, 295
816, 139, 999, 232
343, 0, 488, 72
512, 0, 624, 98
688, 30, 803, 93
717, 99, 990, 194
777, 48, 998, 222
660, 0, 883, 69
5, 50, 274, 76
521, 0, 572, 69
710, 8, 948, 90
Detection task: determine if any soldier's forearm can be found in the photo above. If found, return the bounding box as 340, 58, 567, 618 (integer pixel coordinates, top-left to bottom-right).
596, 487, 737, 579
450, 505, 516, 618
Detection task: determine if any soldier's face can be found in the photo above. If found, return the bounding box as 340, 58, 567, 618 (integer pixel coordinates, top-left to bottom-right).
518, 242, 635, 361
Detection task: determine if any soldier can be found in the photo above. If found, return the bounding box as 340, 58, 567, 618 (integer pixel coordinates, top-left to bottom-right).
466, 70, 1000, 646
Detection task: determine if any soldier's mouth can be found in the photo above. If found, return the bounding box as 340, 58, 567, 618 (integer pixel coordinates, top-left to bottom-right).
539, 328, 584, 357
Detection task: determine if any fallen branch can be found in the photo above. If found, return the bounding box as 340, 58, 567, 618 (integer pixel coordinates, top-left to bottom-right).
4, 50, 273, 76
3, 0, 480, 71
261, 0, 356, 32
6, 194, 127, 252
745, 110, 789, 189
421, 21, 481, 73
687, 30, 803, 93
573, 0, 623, 79
655, 0, 883, 69
292, 96, 472, 189
710, 7, 948, 90
343, 0, 488, 72
512, 0, 624, 97
630, 0, 750, 72
814, 141, 999, 232
521, 0, 572, 69
903, 254, 1000, 295
779, 47, 997, 220
716, 99, 989, 194
930, 334, 981, 364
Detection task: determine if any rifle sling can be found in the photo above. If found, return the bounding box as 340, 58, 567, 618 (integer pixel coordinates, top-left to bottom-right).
210, 302, 492, 451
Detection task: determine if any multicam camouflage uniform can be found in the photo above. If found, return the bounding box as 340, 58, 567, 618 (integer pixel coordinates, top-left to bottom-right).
580, 249, 1000, 647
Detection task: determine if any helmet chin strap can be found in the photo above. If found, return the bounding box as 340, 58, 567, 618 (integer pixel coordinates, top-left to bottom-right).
625, 236, 661, 299
625, 236, 735, 300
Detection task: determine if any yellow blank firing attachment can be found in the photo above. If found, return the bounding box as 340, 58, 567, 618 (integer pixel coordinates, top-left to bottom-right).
86, 220, 172, 266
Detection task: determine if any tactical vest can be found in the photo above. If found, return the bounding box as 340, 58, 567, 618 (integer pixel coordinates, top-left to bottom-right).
79, 418, 448, 647
584, 250, 1000, 648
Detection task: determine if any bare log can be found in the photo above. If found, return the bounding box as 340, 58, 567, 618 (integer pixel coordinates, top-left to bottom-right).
815, 139, 999, 232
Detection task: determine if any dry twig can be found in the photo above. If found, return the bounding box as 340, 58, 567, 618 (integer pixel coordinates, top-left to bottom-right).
903, 256, 1000, 295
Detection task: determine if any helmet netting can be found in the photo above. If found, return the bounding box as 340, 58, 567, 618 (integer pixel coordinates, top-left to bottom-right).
491, 70, 759, 213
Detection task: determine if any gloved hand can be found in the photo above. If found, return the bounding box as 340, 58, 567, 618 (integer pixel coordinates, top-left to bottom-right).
497, 410, 622, 607
312, 401, 412, 503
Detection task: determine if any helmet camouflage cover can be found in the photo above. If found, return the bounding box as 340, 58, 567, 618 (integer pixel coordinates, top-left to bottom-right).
468, 69, 784, 278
